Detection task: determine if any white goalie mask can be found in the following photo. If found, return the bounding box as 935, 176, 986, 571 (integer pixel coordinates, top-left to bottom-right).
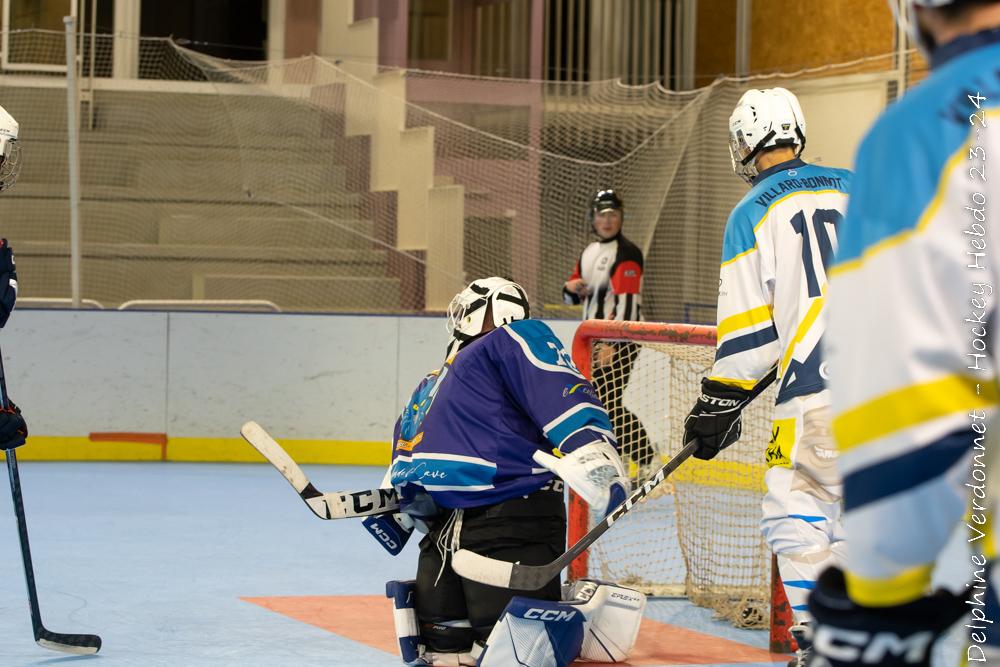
888, 0, 961, 56
728, 87, 806, 184
0, 105, 21, 193
446, 277, 530, 356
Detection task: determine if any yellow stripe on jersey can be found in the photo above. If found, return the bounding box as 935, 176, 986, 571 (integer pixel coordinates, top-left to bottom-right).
846, 563, 934, 607
834, 375, 999, 453
829, 134, 971, 279
719, 189, 847, 269
707, 376, 758, 390
720, 246, 756, 268
778, 294, 825, 376
718, 304, 774, 339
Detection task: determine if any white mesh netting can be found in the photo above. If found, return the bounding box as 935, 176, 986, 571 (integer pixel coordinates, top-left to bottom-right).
0, 29, 927, 315
572, 323, 778, 628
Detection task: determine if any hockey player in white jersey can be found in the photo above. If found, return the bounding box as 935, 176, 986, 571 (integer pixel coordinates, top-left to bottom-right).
807, 2, 1000, 665
682, 87, 850, 666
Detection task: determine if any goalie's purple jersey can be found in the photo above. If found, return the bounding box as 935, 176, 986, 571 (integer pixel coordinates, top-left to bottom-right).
390, 318, 617, 511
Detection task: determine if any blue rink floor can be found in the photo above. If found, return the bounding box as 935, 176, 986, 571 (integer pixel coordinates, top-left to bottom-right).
0, 463, 971, 666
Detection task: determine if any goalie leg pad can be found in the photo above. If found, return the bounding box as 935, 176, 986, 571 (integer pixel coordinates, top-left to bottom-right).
387, 580, 421, 663
566, 580, 646, 662
478, 597, 585, 667
386, 580, 477, 665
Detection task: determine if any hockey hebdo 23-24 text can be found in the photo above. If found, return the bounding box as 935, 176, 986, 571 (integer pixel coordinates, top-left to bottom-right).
965, 89, 991, 664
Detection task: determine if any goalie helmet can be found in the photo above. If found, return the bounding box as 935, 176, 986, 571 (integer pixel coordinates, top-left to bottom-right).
0, 106, 21, 193
728, 87, 806, 184
446, 277, 530, 356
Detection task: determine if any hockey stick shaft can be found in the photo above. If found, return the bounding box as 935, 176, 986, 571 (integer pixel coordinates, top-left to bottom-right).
452, 365, 778, 590
241, 421, 399, 519
0, 348, 101, 654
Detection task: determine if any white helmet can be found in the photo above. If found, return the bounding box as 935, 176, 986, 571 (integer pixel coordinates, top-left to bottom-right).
446, 277, 530, 356
0, 105, 20, 192
888, 0, 964, 56
728, 87, 806, 184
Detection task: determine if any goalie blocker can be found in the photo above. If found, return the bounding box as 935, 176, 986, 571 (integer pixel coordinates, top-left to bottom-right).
387, 578, 645, 666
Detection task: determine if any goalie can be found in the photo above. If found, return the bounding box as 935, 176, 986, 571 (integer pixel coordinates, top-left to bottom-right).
368, 277, 645, 666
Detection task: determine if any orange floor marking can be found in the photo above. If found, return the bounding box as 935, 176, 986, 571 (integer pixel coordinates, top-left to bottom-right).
243, 595, 788, 665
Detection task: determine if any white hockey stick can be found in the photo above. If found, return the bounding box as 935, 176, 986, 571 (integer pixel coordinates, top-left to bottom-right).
452, 366, 777, 590
240, 421, 399, 519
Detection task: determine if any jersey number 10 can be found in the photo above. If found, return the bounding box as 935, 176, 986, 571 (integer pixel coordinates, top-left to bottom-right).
790, 208, 843, 298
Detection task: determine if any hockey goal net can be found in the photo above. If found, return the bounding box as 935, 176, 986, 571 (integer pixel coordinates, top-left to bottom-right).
567, 320, 791, 647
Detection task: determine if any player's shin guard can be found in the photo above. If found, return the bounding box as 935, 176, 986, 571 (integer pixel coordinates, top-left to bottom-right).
777, 549, 839, 624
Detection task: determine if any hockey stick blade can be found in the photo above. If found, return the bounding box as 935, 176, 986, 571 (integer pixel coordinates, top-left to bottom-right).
36, 629, 102, 655
1, 339, 103, 655
240, 421, 399, 519
452, 365, 778, 590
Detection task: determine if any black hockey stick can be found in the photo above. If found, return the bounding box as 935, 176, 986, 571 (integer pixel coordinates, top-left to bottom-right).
452, 365, 778, 590
241, 421, 399, 519
1, 349, 102, 654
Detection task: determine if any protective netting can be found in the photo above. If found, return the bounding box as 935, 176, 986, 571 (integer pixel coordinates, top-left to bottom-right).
0, 29, 928, 313
571, 323, 777, 628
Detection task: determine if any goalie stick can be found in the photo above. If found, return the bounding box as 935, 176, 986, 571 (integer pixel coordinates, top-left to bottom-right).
1, 349, 102, 655
241, 421, 399, 519
452, 365, 778, 591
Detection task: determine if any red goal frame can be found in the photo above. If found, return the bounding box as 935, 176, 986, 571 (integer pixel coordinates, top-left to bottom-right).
567, 319, 794, 653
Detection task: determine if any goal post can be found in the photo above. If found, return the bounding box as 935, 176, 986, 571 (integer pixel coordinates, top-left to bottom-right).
567, 319, 793, 651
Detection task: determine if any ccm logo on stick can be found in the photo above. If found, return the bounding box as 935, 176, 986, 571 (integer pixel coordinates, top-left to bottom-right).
524, 609, 577, 622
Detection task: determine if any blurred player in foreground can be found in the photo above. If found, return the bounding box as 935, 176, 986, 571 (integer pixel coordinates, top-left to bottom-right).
369, 277, 645, 666
681, 88, 850, 665
563, 189, 656, 480
808, 1, 1000, 665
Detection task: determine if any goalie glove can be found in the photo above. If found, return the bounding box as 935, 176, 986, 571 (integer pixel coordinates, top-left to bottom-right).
0, 399, 26, 450
808, 567, 967, 667
362, 465, 414, 555
683, 378, 751, 460
533, 440, 627, 516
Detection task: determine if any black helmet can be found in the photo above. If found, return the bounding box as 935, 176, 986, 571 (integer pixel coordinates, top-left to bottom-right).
591, 188, 623, 213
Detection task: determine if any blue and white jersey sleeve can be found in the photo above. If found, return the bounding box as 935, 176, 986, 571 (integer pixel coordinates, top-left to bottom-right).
711, 205, 780, 391
492, 319, 617, 454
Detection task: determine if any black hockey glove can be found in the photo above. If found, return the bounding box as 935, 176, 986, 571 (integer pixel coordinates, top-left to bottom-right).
683, 378, 750, 460
0, 238, 16, 328
0, 400, 27, 450
808, 567, 967, 667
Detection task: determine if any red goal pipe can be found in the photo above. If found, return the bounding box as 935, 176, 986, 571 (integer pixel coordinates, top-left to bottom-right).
567, 320, 717, 580
567, 319, 794, 653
